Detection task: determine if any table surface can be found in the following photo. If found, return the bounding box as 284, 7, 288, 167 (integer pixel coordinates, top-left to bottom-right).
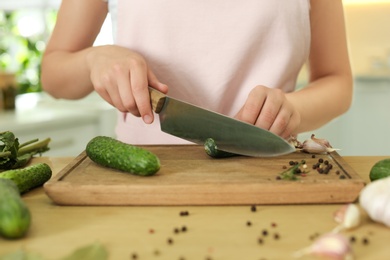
1, 156, 389, 260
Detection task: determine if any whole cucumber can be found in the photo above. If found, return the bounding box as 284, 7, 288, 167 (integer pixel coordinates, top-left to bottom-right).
0, 163, 52, 194
0, 178, 31, 239
86, 136, 160, 176
369, 158, 390, 181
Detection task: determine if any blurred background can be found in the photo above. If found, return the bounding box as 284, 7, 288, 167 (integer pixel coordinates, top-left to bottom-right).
0, 0, 389, 156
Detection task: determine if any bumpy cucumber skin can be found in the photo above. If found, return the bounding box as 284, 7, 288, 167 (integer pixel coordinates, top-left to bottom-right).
204, 138, 238, 158
0, 179, 31, 239
86, 136, 160, 176
0, 163, 52, 194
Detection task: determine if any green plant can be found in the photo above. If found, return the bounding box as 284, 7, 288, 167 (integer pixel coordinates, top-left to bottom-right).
0, 10, 56, 94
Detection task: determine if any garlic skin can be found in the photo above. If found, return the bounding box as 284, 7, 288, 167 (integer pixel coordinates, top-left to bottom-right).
332, 204, 361, 233
301, 134, 338, 154
359, 176, 390, 227
294, 233, 353, 260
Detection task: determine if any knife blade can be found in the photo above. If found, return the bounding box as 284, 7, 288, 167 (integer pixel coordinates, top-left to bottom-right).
149, 88, 295, 157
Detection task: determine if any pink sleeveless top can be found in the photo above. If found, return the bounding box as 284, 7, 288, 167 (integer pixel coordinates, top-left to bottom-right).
108, 0, 311, 144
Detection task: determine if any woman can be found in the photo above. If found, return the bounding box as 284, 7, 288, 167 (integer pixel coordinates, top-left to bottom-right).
41, 0, 352, 145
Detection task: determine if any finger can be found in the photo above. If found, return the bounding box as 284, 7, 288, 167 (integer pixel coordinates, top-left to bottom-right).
235, 91, 266, 125
95, 85, 114, 107
114, 66, 140, 116
255, 90, 284, 130
94, 74, 127, 112
130, 62, 154, 124
268, 104, 291, 136
280, 111, 300, 139
147, 69, 168, 94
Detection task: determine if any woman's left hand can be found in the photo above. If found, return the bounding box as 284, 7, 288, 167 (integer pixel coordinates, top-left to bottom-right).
234, 85, 301, 139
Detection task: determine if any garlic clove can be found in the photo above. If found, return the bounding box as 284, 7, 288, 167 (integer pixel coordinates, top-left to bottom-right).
301, 135, 339, 154
311, 134, 333, 148
332, 204, 361, 233
294, 233, 353, 260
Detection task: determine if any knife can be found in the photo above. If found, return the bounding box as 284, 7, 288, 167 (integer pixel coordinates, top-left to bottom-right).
149, 87, 295, 157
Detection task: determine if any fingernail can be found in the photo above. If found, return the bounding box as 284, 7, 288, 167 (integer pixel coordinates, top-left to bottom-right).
143, 114, 153, 124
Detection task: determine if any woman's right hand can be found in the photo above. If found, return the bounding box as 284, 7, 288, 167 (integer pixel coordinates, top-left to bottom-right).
86, 45, 168, 124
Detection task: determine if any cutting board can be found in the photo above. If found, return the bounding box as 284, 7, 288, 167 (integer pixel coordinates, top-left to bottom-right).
44, 145, 365, 206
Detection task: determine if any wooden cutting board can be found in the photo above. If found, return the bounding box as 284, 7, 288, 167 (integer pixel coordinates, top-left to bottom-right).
44, 145, 365, 206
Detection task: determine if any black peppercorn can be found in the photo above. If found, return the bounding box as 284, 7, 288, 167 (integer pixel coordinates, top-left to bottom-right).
362, 237, 369, 245
251, 205, 257, 212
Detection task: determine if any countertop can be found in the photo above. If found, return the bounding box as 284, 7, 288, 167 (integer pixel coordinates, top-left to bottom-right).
0, 92, 115, 132
1, 156, 389, 260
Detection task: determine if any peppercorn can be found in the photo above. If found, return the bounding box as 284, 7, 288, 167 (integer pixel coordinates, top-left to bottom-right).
181, 226, 187, 232
247, 221, 252, 226
262, 229, 268, 236
174, 228, 180, 234
258, 238, 264, 244
167, 238, 173, 244
289, 161, 295, 165
274, 233, 280, 240
312, 154, 316, 158
340, 175, 346, 179
349, 236, 356, 243
251, 205, 257, 212
131, 253, 138, 259
179, 211, 189, 216
318, 158, 324, 163
362, 237, 369, 245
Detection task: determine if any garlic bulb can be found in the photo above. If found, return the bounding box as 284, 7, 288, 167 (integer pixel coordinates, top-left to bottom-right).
359, 176, 390, 227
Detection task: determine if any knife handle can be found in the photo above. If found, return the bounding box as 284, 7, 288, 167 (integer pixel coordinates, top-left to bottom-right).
149, 87, 166, 113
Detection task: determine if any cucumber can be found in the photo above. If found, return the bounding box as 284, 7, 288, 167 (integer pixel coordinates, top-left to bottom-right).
0, 163, 52, 194
204, 138, 238, 158
369, 158, 390, 182
86, 136, 160, 176
0, 178, 31, 239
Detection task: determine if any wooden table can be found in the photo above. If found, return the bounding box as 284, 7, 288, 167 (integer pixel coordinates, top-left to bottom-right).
1, 156, 389, 260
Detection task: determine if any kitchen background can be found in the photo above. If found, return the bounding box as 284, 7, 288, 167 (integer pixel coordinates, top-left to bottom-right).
0, 0, 389, 156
